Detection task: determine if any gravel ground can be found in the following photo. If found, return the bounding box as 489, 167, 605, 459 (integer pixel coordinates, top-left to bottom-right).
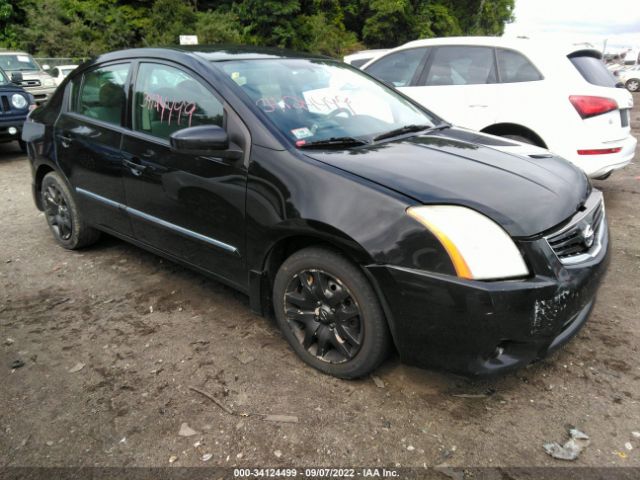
1, 95, 639, 473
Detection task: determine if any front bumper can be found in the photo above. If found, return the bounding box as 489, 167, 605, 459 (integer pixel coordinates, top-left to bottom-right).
0, 116, 26, 141
22, 86, 55, 105
366, 224, 610, 376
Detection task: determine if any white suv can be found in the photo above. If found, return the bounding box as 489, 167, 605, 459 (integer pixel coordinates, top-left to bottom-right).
362, 37, 637, 179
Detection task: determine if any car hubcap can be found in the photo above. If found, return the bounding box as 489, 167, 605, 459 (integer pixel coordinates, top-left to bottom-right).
283, 269, 363, 364
43, 185, 73, 240
629, 80, 639, 91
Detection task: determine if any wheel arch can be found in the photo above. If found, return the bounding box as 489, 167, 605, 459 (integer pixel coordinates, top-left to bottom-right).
481, 123, 547, 148
33, 163, 56, 210
249, 224, 376, 318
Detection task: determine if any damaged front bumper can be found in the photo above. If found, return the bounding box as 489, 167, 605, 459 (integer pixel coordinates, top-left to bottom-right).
366, 222, 610, 376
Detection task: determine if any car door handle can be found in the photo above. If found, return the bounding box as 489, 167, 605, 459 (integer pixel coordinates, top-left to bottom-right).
59, 132, 73, 148
124, 157, 148, 176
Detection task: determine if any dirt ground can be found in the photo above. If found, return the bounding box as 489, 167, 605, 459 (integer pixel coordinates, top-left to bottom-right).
1, 95, 639, 474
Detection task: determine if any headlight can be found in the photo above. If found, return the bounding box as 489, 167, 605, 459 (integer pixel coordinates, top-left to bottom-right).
407, 205, 529, 280
43, 78, 55, 87
11, 93, 28, 109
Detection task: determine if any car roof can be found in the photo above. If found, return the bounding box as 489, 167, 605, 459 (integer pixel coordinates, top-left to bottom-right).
396, 36, 602, 58
0, 50, 33, 56
92, 45, 332, 65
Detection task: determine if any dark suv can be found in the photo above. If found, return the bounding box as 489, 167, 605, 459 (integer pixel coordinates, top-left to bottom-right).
0, 66, 33, 151
22, 47, 609, 378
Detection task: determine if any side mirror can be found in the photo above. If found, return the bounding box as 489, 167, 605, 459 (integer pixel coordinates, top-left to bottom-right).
11, 72, 23, 84
42, 64, 50, 71
170, 125, 229, 153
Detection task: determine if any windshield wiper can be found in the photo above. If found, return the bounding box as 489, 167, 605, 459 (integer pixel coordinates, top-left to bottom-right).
373, 124, 434, 142
297, 136, 368, 149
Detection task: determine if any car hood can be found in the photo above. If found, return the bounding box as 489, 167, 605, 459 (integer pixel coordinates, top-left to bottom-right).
303, 127, 590, 237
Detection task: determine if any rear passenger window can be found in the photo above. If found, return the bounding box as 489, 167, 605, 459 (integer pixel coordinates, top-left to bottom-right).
425, 46, 496, 85
133, 63, 224, 141
497, 49, 542, 83
364, 48, 428, 87
77, 63, 130, 125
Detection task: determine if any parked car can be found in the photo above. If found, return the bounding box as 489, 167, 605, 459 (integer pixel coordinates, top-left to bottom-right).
49, 64, 78, 86
0, 66, 34, 151
343, 49, 389, 68
362, 37, 637, 179
619, 66, 640, 92
0, 51, 57, 105
23, 47, 609, 378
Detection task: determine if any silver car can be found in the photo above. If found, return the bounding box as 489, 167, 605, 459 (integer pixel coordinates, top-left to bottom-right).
0, 51, 57, 104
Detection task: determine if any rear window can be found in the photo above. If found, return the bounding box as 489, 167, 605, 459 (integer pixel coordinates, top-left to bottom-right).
349, 58, 370, 68
569, 54, 618, 88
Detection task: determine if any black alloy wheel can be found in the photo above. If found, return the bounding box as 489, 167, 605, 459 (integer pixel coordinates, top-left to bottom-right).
40, 171, 101, 249
273, 246, 390, 378
43, 183, 73, 241
284, 269, 363, 364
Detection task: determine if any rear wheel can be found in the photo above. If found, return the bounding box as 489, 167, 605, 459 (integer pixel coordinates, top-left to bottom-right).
273, 247, 390, 379
502, 134, 535, 145
594, 171, 612, 180
41, 172, 101, 249
626, 78, 640, 92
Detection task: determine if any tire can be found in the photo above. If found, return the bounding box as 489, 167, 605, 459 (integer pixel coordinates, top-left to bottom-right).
626, 78, 640, 92
273, 246, 390, 379
594, 171, 612, 180
41, 171, 101, 249
501, 134, 535, 145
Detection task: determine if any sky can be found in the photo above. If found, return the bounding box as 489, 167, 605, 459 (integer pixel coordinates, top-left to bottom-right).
503, 0, 640, 54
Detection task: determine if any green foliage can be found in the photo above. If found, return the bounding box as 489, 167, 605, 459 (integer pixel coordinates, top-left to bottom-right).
0, 0, 514, 58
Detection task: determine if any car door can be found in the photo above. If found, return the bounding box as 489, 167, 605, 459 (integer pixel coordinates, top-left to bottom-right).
55, 62, 133, 236
407, 45, 499, 130
121, 61, 248, 288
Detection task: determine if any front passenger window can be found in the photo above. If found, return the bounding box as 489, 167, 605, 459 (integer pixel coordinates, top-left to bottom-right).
133, 63, 224, 141
77, 63, 130, 125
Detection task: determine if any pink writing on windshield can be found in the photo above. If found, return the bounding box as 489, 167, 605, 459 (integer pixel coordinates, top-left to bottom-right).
141, 93, 197, 127
256, 95, 355, 115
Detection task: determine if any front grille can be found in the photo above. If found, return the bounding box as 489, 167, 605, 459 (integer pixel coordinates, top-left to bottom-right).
21, 79, 41, 87
546, 193, 604, 262
0, 95, 10, 112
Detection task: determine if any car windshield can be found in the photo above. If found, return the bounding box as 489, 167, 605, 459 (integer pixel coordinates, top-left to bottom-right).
0, 53, 40, 72
0, 54, 40, 72
218, 59, 438, 146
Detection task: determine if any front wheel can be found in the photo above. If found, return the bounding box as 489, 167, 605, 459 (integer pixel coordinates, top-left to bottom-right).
273, 247, 390, 379
41, 171, 101, 249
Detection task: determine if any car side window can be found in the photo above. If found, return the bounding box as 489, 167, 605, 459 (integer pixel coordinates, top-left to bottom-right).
76, 63, 130, 125
133, 63, 224, 141
497, 49, 543, 83
364, 48, 428, 87
424, 46, 496, 86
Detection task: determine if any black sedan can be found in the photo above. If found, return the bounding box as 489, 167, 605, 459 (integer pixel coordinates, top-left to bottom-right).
22, 47, 609, 378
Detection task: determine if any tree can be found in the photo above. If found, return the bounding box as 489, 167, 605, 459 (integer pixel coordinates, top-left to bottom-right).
0, 0, 515, 58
